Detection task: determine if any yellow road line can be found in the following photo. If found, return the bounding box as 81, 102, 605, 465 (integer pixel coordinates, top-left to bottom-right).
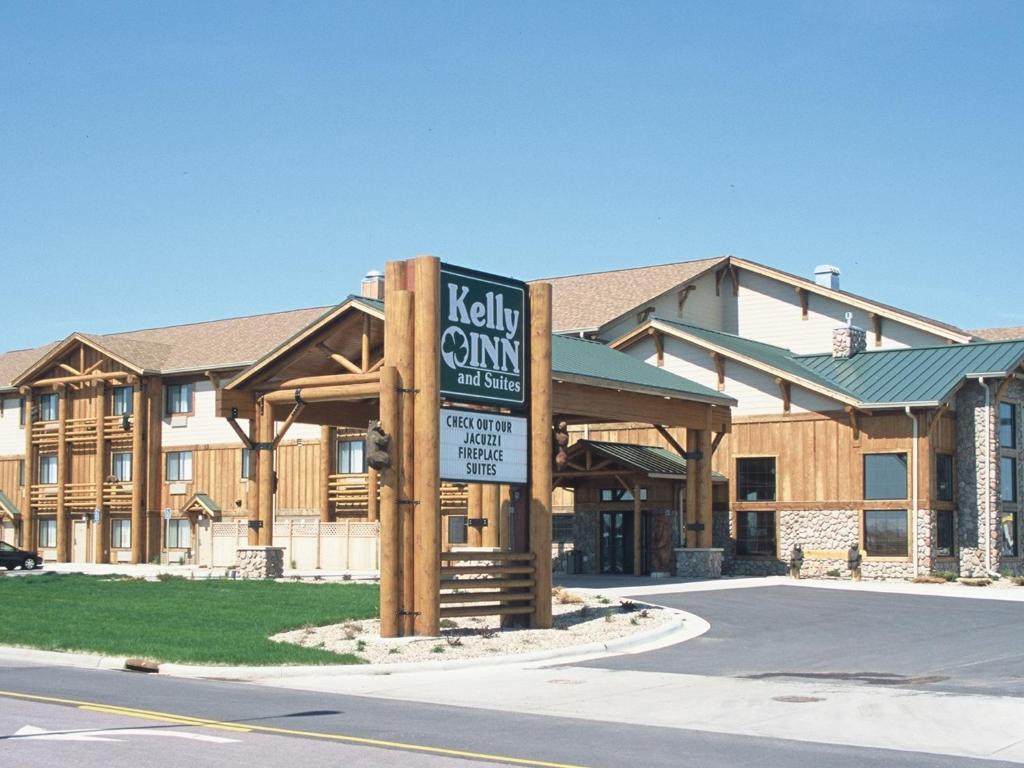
0, 689, 588, 768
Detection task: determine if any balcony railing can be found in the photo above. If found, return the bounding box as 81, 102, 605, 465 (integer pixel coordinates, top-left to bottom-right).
327, 474, 470, 515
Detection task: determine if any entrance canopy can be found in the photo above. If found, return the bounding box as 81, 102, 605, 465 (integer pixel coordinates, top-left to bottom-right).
0, 490, 20, 521
555, 439, 729, 487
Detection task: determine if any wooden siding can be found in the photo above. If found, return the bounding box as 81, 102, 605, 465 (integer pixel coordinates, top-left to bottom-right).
276, 440, 322, 515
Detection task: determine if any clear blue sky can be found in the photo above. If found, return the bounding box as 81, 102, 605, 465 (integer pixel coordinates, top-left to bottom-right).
2, 1, 1021, 351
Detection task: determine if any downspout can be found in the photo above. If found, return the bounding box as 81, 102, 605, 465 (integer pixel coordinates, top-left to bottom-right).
972, 376, 994, 575
905, 406, 919, 578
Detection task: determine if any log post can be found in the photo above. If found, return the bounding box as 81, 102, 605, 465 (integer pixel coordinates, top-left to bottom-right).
257, 400, 275, 546
145, 378, 161, 561
685, 428, 699, 549
412, 256, 441, 637
696, 428, 713, 548
247, 413, 261, 545
633, 479, 643, 577
130, 381, 145, 563
494, 484, 508, 550
394, 288, 416, 637
466, 484, 483, 547
93, 382, 106, 564
378, 365, 400, 637
528, 282, 553, 629
319, 426, 332, 522
482, 483, 501, 548
366, 468, 379, 522
55, 385, 69, 562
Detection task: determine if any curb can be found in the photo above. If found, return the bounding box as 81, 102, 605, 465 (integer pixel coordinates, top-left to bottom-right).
0, 604, 709, 682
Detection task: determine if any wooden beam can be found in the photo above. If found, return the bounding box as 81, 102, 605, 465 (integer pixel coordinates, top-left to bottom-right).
482, 483, 501, 548
775, 377, 791, 414
467, 484, 483, 547
709, 352, 725, 391
677, 285, 696, 316
529, 281, 554, 629
366, 467, 379, 522
319, 426, 333, 522
257, 400, 275, 546
361, 315, 371, 372
715, 267, 725, 296
93, 382, 107, 564
869, 312, 882, 347
130, 383, 145, 564
226, 416, 254, 450
412, 256, 441, 637
695, 429, 713, 547
846, 406, 861, 442
728, 264, 739, 296
55, 386, 69, 563
711, 431, 725, 456
393, 287, 417, 636
649, 329, 664, 368
684, 428, 698, 548
317, 342, 363, 375
32, 370, 132, 387
271, 402, 306, 448
261, 380, 381, 406
378, 365, 400, 637
633, 479, 642, 577
552, 380, 728, 431
58, 362, 81, 377
258, 372, 381, 391
22, 391, 35, 551
653, 424, 686, 457
216, 388, 256, 420
795, 286, 808, 319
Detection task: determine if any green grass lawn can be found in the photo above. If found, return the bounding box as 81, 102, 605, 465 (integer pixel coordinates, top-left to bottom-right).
0, 573, 378, 665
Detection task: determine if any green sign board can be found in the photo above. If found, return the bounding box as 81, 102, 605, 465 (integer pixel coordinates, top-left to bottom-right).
440, 263, 527, 409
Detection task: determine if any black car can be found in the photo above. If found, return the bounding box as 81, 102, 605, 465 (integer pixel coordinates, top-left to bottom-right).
0, 541, 42, 570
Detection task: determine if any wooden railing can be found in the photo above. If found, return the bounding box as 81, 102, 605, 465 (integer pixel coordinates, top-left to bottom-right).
31, 415, 135, 446
439, 551, 536, 619
328, 474, 470, 515
29, 482, 133, 511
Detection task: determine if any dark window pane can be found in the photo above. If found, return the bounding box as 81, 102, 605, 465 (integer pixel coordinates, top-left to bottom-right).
936, 454, 954, 502
864, 510, 908, 557
552, 515, 574, 543
736, 458, 776, 501
1002, 456, 1017, 503
736, 510, 776, 556
936, 510, 954, 556
864, 454, 908, 500
447, 515, 467, 545
999, 402, 1016, 449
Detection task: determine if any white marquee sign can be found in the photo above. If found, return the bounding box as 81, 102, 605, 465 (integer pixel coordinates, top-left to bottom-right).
439, 407, 527, 485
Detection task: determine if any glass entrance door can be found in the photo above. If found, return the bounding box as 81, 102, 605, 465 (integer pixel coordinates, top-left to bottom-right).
600, 511, 634, 574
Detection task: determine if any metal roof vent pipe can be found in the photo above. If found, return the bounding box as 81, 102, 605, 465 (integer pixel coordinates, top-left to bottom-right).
361, 270, 385, 301
814, 264, 841, 290
833, 312, 867, 358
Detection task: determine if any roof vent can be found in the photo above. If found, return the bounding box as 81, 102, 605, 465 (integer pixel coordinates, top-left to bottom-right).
814, 264, 840, 290
361, 270, 384, 301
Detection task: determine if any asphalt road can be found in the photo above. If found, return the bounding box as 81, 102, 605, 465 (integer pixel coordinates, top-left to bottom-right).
1, 662, 1016, 768
585, 586, 1024, 697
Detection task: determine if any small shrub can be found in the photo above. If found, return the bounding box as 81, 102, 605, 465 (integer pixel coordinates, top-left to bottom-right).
630, 617, 639, 626
388, 647, 401, 655
825, 569, 841, 578
355, 640, 367, 652
439, 618, 459, 629
556, 590, 584, 605
958, 578, 991, 587
619, 600, 640, 613
156, 573, 186, 582
1010, 576, 1024, 587
935, 570, 958, 582
342, 622, 362, 640
431, 644, 445, 654
598, 597, 611, 605
604, 609, 614, 623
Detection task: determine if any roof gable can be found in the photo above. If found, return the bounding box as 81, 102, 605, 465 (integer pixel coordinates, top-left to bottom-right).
11, 332, 148, 387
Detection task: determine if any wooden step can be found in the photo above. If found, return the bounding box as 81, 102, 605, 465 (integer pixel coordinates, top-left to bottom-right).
442, 578, 535, 590
441, 565, 536, 577
439, 591, 535, 604
440, 551, 535, 562
440, 604, 534, 619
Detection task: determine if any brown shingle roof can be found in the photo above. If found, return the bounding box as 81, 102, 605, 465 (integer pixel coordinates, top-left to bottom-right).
532, 257, 726, 333
0, 306, 331, 389
970, 326, 1024, 342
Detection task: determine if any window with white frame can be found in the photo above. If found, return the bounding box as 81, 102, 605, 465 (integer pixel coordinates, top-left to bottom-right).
241, 448, 254, 480
166, 451, 193, 482
37, 519, 56, 548
166, 518, 190, 549
38, 455, 57, 485
165, 383, 193, 415
38, 393, 58, 422
111, 519, 131, 549
111, 452, 132, 482
337, 440, 366, 474
112, 386, 133, 416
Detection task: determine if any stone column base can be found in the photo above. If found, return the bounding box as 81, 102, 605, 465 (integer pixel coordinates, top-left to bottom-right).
675, 547, 724, 578
236, 546, 285, 579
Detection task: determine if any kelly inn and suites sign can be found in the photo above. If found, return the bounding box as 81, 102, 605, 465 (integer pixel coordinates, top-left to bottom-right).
440, 264, 527, 408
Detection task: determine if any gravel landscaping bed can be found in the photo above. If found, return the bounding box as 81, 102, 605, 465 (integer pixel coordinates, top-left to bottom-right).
271, 587, 673, 664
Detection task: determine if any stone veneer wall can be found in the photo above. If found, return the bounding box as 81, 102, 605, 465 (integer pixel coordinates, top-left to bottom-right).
956, 381, 1000, 577
236, 546, 285, 579
572, 512, 601, 575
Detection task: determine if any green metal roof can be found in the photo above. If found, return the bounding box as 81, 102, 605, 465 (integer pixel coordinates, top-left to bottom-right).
653, 319, 857, 398
654, 318, 1024, 408
574, 440, 727, 481
0, 490, 20, 518
797, 340, 1024, 406
552, 335, 735, 406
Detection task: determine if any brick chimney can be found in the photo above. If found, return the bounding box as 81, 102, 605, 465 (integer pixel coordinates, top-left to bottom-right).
361, 270, 384, 301
833, 312, 866, 358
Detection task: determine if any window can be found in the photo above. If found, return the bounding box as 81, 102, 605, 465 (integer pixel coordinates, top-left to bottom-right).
736, 458, 776, 501
38, 455, 57, 485
1000, 510, 1017, 558
166, 518, 190, 549
1000, 402, 1017, 449
552, 515, 574, 543
736, 510, 776, 556
936, 510, 955, 557
37, 519, 56, 548
112, 386, 133, 416
936, 454, 954, 502
111, 452, 132, 482
166, 451, 193, 482
864, 453, 908, 500
38, 393, 58, 422
863, 510, 908, 557
111, 519, 131, 549
337, 440, 366, 474
165, 383, 193, 415
447, 515, 467, 545
599, 488, 648, 502
17, 459, 24, 487
241, 448, 254, 480
1001, 456, 1018, 503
